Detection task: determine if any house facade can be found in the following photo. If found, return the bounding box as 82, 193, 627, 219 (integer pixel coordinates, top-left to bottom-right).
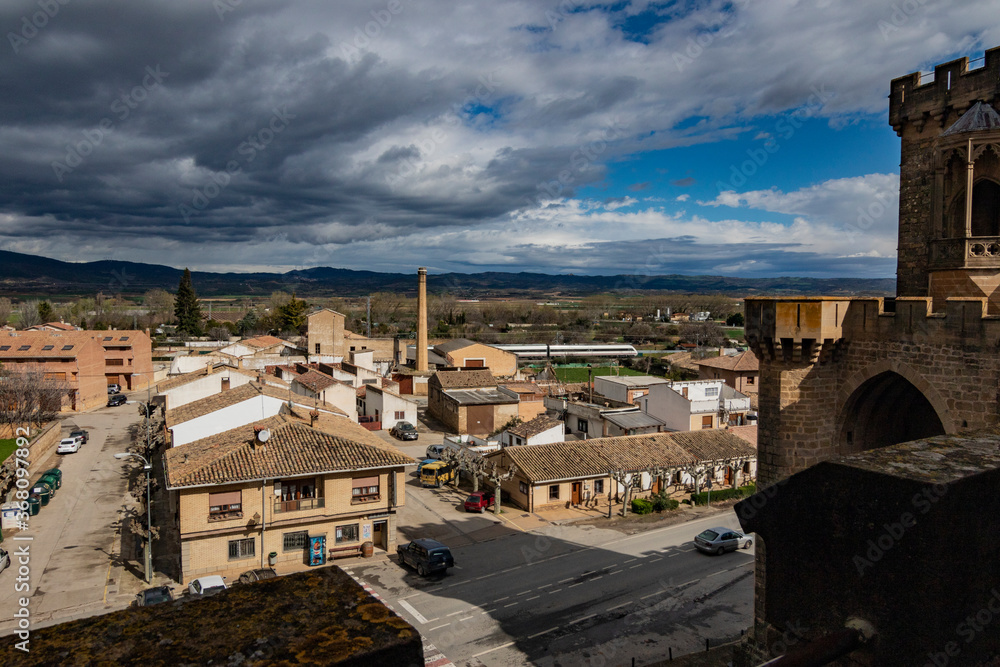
155, 365, 257, 411
164, 416, 412, 584
638, 379, 751, 431
358, 384, 418, 430
500, 415, 564, 447
500, 382, 550, 420
487, 430, 756, 512
92, 329, 154, 391
0, 330, 106, 411
428, 369, 519, 435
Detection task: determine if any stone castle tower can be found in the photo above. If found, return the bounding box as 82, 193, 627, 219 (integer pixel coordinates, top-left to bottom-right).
741, 46, 1000, 655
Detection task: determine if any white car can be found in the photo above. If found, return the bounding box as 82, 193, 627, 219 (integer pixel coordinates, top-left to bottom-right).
188, 575, 227, 597
57, 438, 82, 454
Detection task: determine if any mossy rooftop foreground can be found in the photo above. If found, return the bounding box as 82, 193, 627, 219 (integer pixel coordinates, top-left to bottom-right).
0, 568, 421, 666
836, 429, 1000, 485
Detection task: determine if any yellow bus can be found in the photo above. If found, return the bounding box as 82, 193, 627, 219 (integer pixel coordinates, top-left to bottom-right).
420, 461, 457, 488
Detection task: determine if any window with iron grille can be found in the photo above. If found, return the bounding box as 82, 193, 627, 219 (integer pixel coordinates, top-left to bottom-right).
283, 531, 309, 552
228, 537, 255, 560
394, 411, 405, 420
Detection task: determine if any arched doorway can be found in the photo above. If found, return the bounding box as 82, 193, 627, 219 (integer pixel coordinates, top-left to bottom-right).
838, 371, 945, 454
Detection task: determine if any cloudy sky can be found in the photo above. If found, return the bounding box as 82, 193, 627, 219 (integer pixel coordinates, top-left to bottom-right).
1, 1, 998, 278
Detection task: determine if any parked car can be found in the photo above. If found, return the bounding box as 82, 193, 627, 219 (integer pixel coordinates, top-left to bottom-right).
238, 568, 277, 584
107, 384, 121, 394
390, 421, 419, 441
133, 586, 173, 607
57, 438, 82, 454
425, 444, 446, 459
107, 394, 127, 407
188, 575, 227, 597
693, 527, 753, 555
464, 490, 495, 513
0, 548, 8, 574
397, 539, 455, 577
416, 458, 437, 475
69, 429, 88, 444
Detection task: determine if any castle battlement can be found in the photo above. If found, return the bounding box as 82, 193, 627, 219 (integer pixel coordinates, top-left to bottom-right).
746, 295, 1000, 362
889, 46, 1000, 134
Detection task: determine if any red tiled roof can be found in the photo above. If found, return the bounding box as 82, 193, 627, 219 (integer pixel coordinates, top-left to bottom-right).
241, 335, 289, 349
507, 415, 562, 439
293, 369, 338, 392
695, 350, 759, 373
431, 369, 496, 389
164, 417, 413, 488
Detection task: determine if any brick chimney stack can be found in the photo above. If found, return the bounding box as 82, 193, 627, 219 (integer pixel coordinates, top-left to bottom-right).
416, 267, 428, 372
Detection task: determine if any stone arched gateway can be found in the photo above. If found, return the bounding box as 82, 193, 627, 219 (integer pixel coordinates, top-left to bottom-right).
836, 368, 947, 455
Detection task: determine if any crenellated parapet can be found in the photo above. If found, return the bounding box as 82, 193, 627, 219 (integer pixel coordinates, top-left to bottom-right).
747, 296, 1000, 360
889, 46, 1000, 136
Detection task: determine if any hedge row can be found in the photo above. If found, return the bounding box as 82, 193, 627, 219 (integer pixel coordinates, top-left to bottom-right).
630, 492, 680, 515
689, 483, 756, 506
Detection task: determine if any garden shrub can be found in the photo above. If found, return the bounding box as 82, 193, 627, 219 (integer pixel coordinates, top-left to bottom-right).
689, 483, 757, 506
631, 498, 654, 515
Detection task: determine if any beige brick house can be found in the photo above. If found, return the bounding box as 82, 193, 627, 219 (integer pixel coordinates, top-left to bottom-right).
427, 369, 519, 435
695, 350, 759, 398
0, 330, 107, 411
164, 414, 412, 584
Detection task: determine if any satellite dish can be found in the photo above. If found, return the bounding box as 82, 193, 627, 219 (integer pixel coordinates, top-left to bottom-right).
257, 429, 271, 442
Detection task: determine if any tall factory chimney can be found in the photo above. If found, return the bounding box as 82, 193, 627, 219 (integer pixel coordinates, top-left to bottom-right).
416, 267, 428, 372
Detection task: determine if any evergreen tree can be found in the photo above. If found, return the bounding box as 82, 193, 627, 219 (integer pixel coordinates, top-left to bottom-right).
37, 301, 54, 322
174, 268, 203, 335
275, 296, 309, 334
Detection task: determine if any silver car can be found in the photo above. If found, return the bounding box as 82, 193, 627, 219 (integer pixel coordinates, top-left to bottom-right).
694, 527, 753, 555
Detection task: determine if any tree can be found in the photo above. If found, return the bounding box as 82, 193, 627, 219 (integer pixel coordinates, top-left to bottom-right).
173, 268, 203, 335
37, 301, 54, 323
0, 297, 11, 326
483, 459, 518, 516
143, 289, 175, 327
726, 312, 744, 327
0, 363, 68, 428
17, 300, 41, 329
608, 469, 638, 517
275, 296, 309, 334
678, 321, 726, 348
236, 309, 262, 336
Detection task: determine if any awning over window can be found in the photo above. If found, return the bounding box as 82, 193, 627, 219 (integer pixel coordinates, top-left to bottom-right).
352, 476, 379, 488
209, 490, 241, 505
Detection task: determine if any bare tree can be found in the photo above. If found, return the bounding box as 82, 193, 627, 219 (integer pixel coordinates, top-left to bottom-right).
483, 459, 518, 516
17, 300, 41, 329
608, 468, 638, 517
0, 363, 69, 428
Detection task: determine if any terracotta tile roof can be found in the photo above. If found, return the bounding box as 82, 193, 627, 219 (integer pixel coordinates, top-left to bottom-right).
356, 386, 367, 398
26, 321, 78, 331
241, 335, 289, 349
507, 415, 563, 439
0, 330, 100, 358
727, 425, 757, 448
293, 369, 338, 392
156, 364, 247, 393
166, 381, 346, 427
491, 430, 755, 483
91, 329, 149, 346
431, 369, 496, 389
661, 351, 700, 373
695, 350, 759, 373
164, 416, 413, 489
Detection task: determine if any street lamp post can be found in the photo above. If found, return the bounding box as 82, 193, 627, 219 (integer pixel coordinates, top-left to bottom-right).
115, 452, 153, 584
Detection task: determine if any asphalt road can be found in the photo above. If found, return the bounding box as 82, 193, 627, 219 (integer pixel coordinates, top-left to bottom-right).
0, 401, 139, 635
348, 496, 753, 666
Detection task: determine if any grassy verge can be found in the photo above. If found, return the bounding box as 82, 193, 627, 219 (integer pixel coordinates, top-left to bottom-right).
0, 438, 18, 463
553, 366, 651, 382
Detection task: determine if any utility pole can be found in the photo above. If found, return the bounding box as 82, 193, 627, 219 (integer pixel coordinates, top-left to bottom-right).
366, 296, 371, 338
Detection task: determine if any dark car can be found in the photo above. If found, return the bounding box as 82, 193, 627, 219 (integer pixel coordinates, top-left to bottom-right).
238, 568, 277, 584
397, 539, 454, 577
133, 586, 173, 607
69, 429, 88, 444
107, 394, 127, 407
464, 490, 495, 513
389, 421, 419, 441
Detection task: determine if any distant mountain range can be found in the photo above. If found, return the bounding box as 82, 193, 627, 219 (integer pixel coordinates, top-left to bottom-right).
0, 249, 895, 298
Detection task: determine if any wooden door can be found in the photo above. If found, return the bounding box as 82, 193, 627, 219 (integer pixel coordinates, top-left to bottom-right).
571, 482, 581, 505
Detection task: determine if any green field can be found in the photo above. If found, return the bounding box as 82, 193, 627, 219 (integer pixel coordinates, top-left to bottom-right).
553, 366, 652, 383
0, 438, 17, 463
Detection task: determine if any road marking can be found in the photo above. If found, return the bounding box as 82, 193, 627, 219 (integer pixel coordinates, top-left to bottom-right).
558, 577, 574, 583
591, 575, 603, 582
475, 575, 491, 580
706, 570, 726, 578
650, 557, 663, 562
429, 623, 451, 631
568, 582, 583, 588
526, 595, 540, 601
528, 627, 559, 639
495, 596, 509, 602
680, 579, 699, 587
623, 558, 637, 563
399, 592, 421, 600
517, 590, 532, 596
607, 601, 631, 612
459, 616, 475, 622
629, 564, 642, 569
668, 553, 679, 557
549, 588, 562, 594
503, 602, 518, 608
608, 570, 622, 575
398, 599, 429, 624
446, 610, 467, 617
571, 614, 596, 624
640, 590, 665, 600
538, 583, 552, 589
472, 641, 515, 658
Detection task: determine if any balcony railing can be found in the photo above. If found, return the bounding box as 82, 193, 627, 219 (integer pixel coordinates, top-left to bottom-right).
930, 237, 1000, 268
273, 497, 324, 513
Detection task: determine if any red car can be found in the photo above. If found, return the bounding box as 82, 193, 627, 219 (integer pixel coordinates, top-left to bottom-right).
464, 491, 495, 513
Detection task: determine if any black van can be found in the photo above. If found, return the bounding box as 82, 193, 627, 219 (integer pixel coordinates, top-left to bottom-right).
396, 539, 455, 577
